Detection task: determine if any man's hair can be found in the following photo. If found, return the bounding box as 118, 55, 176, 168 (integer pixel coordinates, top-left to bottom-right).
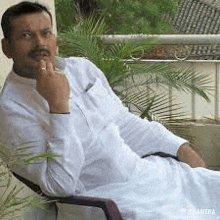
1, 1, 52, 40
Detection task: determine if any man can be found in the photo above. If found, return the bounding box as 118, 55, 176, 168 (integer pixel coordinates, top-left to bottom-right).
1, 1, 219, 220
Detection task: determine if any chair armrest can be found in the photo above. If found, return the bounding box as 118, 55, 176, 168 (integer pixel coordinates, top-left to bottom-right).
58, 195, 122, 220
13, 172, 122, 220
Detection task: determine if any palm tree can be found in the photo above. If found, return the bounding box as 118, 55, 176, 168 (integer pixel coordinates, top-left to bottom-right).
55, 0, 212, 144
57, 16, 211, 139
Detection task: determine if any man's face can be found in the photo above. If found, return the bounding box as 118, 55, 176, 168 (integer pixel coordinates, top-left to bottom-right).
2, 12, 57, 78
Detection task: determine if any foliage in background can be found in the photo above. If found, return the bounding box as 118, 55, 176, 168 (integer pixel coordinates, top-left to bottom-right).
55, 0, 179, 34
57, 16, 212, 137
57, 16, 157, 88
93, 0, 179, 34
55, 0, 212, 143
55, 0, 77, 32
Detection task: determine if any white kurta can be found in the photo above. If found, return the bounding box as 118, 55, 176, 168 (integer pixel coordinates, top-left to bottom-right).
1, 57, 220, 220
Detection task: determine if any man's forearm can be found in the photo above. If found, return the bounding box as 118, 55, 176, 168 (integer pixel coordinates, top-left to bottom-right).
177, 143, 206, 168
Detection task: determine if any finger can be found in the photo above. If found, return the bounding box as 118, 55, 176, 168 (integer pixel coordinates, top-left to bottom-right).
39, 60, 47, 72
47, 62, 55, 75
36, 60, 47, 80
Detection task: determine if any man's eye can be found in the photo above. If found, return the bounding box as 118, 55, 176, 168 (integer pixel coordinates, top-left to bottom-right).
22, 33, 32, 39
43, 30, 52, 37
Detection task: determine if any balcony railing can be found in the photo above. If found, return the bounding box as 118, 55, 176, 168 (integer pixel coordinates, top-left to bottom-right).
101, 34, 220, 120
101, 34, 220, 45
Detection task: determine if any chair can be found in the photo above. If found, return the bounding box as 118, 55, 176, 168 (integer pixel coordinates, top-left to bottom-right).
12, 152, 175, 219
13, 172, 122, 220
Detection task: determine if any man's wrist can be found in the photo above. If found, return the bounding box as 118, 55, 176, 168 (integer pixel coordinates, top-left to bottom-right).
177, 143, 206, 168
50, 111, 70, 114
49, 101, 70, 114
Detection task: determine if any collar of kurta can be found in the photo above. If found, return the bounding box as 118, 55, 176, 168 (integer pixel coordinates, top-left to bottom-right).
9, 57, 66, 86
10, 70, 36, 85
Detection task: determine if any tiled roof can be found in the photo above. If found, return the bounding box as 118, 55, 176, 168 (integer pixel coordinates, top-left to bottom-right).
168, 0, 220, 60
173, 0, 220, 34
103, 0, 220, 60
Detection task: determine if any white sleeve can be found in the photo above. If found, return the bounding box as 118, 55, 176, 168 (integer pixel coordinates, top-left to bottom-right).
0, 101, 85, 197
114, 110, 187, 157
89, 60, 188, 157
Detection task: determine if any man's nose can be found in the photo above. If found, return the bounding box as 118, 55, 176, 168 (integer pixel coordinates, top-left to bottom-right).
35, 34, 45, 46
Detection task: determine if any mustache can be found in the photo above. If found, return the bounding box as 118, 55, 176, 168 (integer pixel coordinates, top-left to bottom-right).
28, 47, 50, 58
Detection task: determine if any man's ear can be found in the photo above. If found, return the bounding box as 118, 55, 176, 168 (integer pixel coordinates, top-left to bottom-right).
1, 38, 12, 59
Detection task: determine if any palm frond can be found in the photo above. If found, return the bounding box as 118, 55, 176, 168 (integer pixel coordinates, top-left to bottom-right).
58, 15, 106, 57
57, 13, 213, 143
132, 62, 212, 101
0, 139, 59, 219
123, 89, 185, 120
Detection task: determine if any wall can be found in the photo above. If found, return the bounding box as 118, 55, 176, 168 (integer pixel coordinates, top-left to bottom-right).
188, 122, 220, 169
172, 61, 218, 120
0, 0, 56, 89
134, 60, 219, 120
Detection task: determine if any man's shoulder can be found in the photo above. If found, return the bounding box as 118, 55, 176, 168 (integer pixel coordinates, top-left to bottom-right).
63, 56, 105, 85
0, 73, 14, 100
0, 72, 36, 111
64, 56, 94, 68
65, 57, 105, 79
0, 78, 17, 113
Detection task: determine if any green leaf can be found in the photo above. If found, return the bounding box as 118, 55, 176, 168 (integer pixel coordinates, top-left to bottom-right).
25, 153, 60, 163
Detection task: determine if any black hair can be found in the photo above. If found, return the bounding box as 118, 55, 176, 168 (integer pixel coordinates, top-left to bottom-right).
1, 1, 52, 40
